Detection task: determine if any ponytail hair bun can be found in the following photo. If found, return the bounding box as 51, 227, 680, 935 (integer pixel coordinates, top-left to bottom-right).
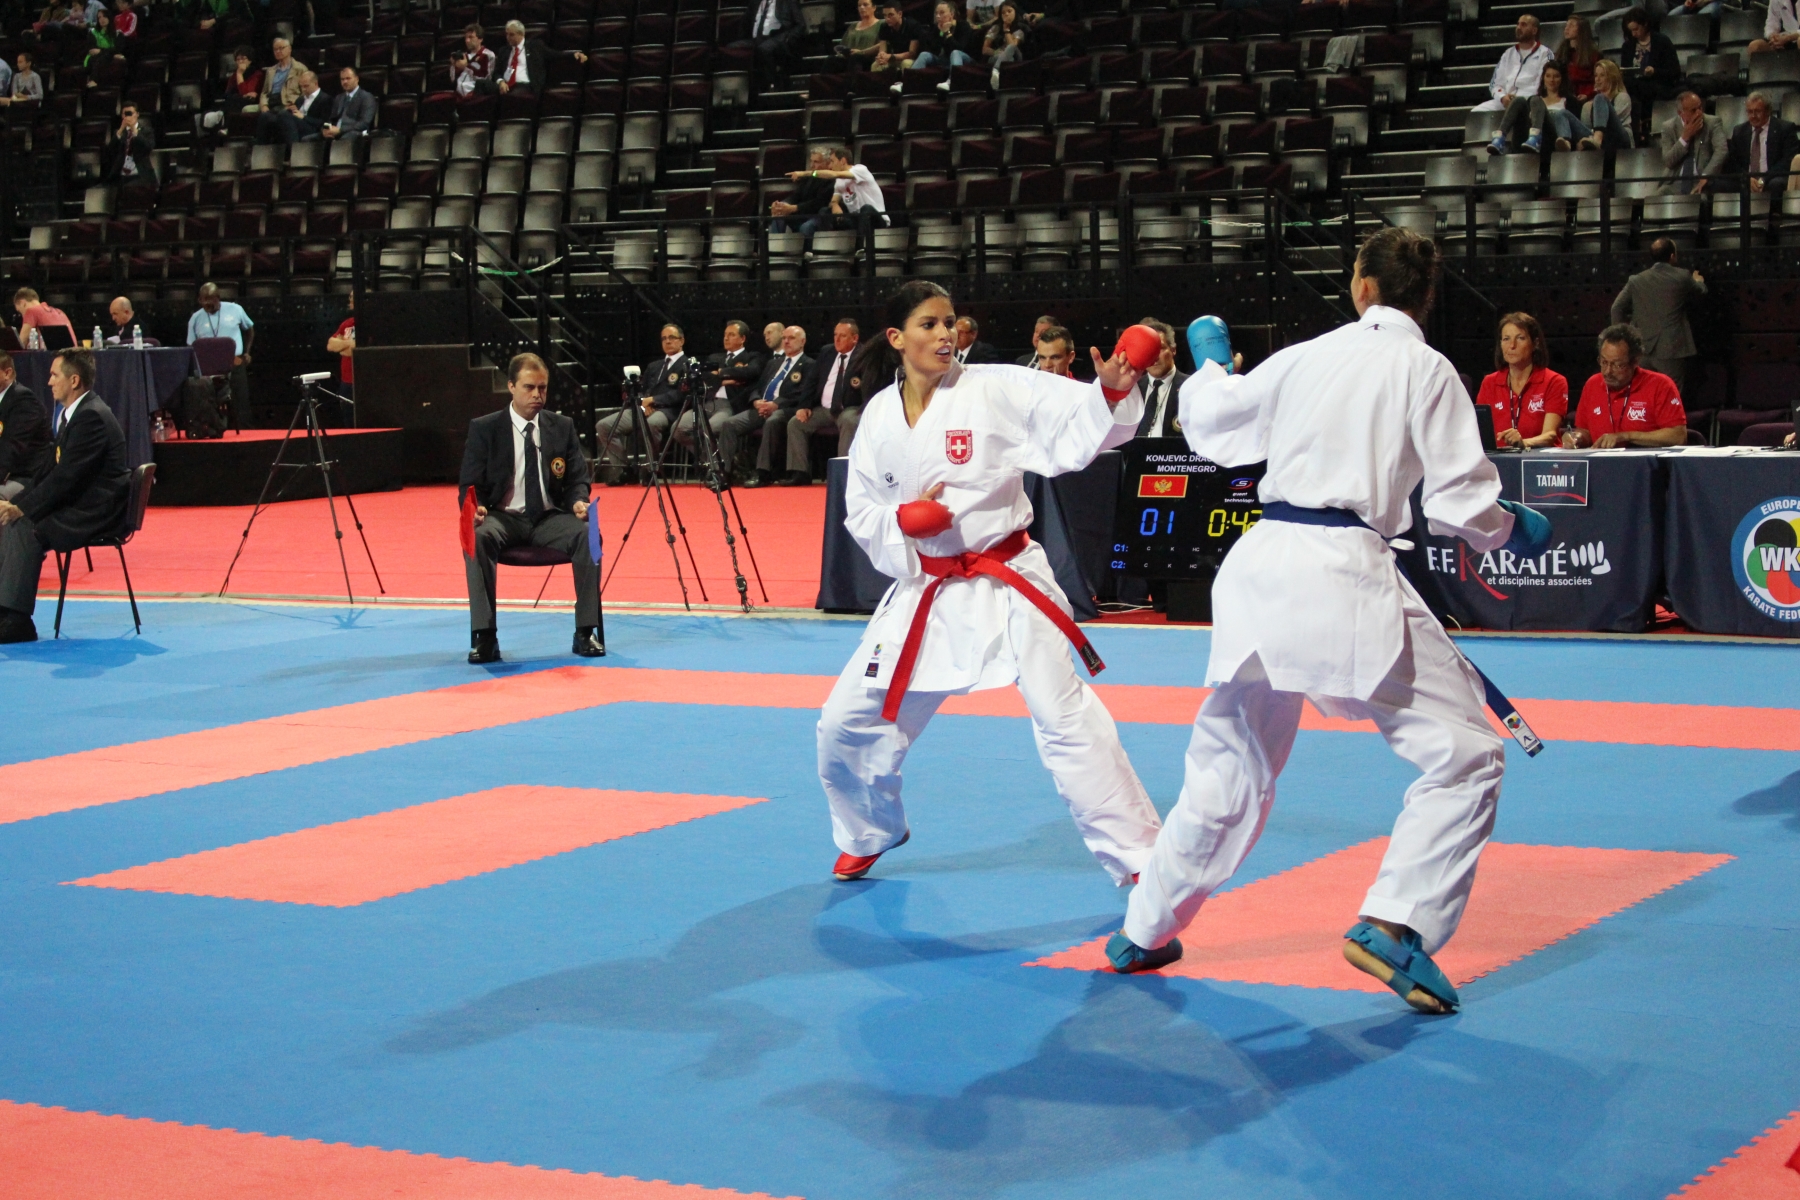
1356, 226, 1439, 318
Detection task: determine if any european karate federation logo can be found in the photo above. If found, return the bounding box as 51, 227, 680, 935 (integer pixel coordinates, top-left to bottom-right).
1731, 496, 1800, 621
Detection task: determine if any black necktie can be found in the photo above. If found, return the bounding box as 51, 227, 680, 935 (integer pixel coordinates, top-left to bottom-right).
523, 422, 544, 522
1147, 380, 1162, 433
830, 353, 847, 410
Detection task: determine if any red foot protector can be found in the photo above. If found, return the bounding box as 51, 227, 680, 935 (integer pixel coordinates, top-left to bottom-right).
1029, 839, 1733, 987
0, 1100, 798, 1199
68, 786, 765, 907
1671, 1109, 1800, 1198
1, 668, 1795, 827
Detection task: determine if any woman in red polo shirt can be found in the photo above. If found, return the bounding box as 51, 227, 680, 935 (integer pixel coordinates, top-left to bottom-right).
1475, 311, 1568, 448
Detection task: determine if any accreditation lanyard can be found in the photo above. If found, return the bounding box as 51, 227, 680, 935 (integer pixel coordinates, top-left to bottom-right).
1507, 371, 1531, 431
1603, 376, 1633, 433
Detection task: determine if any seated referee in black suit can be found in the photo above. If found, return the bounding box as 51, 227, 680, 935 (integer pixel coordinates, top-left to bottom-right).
0, 349, 129, 644
459, 352, 601, 664
0, 350, 51, 501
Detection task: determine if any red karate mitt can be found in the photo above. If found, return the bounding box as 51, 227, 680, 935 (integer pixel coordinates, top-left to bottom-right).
898, 498, 954, 538
459, 488, 478, 558
1113, 324, 1164, 372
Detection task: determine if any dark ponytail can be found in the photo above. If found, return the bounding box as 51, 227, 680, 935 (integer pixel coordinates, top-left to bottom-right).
1356, 226, 1439, 318
847, 278, 953, 401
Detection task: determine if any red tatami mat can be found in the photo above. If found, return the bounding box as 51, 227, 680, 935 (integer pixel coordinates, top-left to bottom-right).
2, 667, 1796, 827
68, 786, 764, 906
0, 1101, 797, 1199
1030, 839, 1733, 988
43, 483, 826, 608
1674, 1110, 1800, 1198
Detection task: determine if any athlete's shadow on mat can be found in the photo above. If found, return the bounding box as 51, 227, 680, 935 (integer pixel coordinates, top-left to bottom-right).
1735, 770, 1800, 832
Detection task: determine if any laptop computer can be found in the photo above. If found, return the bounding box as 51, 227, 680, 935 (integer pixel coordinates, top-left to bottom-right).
35, 324, 75, 351
1473, 401, 1508, 452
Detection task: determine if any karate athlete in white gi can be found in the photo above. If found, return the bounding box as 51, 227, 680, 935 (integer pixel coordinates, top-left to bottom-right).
1107, 229, 1552, 1014
817, 280, 1169, 885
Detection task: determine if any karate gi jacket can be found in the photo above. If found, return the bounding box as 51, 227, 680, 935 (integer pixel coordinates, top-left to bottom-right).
845, 362, 1142, 695
1177, 306, 1514, 700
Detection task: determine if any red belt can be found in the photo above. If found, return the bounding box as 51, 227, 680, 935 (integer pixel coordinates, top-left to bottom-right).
880, 528, 1105, 721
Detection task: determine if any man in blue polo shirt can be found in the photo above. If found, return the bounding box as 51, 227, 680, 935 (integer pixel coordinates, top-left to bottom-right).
186, 282, 254, 425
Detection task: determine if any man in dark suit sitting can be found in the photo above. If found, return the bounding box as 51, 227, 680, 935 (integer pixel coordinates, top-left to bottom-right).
677, 320, 766, 457
0, 351, 51, 501
598, 323, 691, 485
953, 317, 1003, 366
477, 19, 588, 97
255, 69, 329, 145
0, 349, 129, 643
740, 325, 813, 487
459, 352, 601, 663
321, 66, 377, 141
730, 0, 805, 92
1724, 92, 1800, 194
1133, 317, 1189, 438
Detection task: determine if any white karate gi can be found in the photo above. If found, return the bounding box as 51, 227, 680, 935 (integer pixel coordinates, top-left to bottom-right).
1473, 42, 1554, 112
1122, 306, 1517, 954
818, 361, 1163, 883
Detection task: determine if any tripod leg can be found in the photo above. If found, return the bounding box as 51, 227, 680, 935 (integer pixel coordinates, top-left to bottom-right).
533, 567, 553, 608
723, 486, 772, 604
657, 482, 709, 604
55, 551, 69, 639
602, 478, 658, 592
219, 393, 308, 596
118, 544, 140, 634
304, 396, 357, 607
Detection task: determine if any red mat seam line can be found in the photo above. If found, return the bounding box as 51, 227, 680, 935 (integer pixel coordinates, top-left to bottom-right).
0, 1101, 804, 1198
1674, 1109, 1800, 1195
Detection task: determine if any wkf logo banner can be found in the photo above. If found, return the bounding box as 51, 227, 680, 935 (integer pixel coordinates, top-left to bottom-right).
945, 429, 973, 464
1137, 475, 1190, 498
1731, 496, 1800, 621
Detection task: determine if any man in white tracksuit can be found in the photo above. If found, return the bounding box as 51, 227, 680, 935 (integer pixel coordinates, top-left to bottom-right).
818, 281, 1167, 887
1107, 229, 1551, 1014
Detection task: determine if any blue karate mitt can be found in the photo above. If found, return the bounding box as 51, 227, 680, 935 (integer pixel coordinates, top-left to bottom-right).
1186, 315, 1234, 373
1499, 499, 1552, 558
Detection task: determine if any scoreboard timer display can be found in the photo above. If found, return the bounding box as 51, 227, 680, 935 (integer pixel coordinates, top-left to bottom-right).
1110, 438, 1267, 579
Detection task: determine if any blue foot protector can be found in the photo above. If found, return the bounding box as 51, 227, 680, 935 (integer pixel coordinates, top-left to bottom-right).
1105, 932, 1184, 974
1344, 921, 1460, 1013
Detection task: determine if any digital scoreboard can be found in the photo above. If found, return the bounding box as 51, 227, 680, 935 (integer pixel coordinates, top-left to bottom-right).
1110, 438, 1267, 579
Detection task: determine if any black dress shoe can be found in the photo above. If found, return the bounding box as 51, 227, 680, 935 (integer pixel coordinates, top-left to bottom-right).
0, 609, 37, 644
742, 471, 774, 488
573, 627, 605, 657
468, 629, 501, 664
777, 472, 811, 486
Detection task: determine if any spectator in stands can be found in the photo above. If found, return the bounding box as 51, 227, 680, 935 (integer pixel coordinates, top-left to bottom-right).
1621, 9, 1681, 140
195, 0, 231, 30
199, 47, 263, 136
256, 69, 327, 144
684, 320, 765, 451
1578, 60, 1634, 150
597, 324, 689, 485
836, 0, 884, 69
450, 24, 496, 94
1661, 90, 1725, 195
762, 321, 785, 355
0, 348, 130, 644
1017, 314, 1056, 365
1750, 0, 1800, 55
1564, 324, 1688, 448
915, 1, 978, 71
0, 51, 12, 97
786, 318, 862, 473
1133, 318, 1186, 438
13, 289, 74, 343
321, 67, 376, 141
479, 20, 587, 96
1477, 312, 1567, 448
954, 317, 1002, 364
1725, 92, 1800, 194
1677, 0, 1721, 20
187, 283, 255, 420
257, 38, 307, 113
871, 2, 925, 74
791, 147, 892, 228
84, 10, 119, 68
743, 326, 813, 487
1556, 14, 1600, 102
733, 0, 805, 92
0, 352, 50, 503
1035, 326, 1076, 377
327, 294, 355, 392
105, 297, 133, 345
1611, 238, 1705, 389
982, 2, 1028, 67
104, 102, 155, 187
0, 53, 43, 105
967, 0, 999, 31
1491, 62, 1589, 153
1474, 14, 1553, 113
110, 0, 136, 37
771, 149, 835, 235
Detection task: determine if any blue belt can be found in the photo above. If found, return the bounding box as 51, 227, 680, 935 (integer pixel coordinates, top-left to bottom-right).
1257, 502, 1544, 756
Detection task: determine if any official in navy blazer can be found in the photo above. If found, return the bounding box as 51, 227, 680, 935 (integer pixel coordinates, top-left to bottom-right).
597, 323, 692, 484
458, 352, 600, 662
0, 352, 50, 499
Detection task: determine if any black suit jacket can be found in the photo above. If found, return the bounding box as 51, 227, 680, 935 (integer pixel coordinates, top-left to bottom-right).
642, 353, 694, 413
458, 406, 591, 514
0, 382, 51, 484
804, 348, 860, 413
104, 123, 156, 186
957, 341, 1004, 366
788, 174, 834, 217
753, 352, 814, 413
291, 88, 331, 137
17, 393, 130, 549
702, 348, 766, 412
1726, 118, 1800, 192
1135, 369, 1189, 438
751, 0, 805, 43
327, 87, 378, 136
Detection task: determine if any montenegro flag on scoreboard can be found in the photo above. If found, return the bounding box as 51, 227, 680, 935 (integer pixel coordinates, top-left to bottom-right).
1137, 475, 1190, 498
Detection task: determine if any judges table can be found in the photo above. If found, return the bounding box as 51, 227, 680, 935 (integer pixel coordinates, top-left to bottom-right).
13, 347, 196, 472
1665, 451, 1800, 636
816, 453, 1122, 619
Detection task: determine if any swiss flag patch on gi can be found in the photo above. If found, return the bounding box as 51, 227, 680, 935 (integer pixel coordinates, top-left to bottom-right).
946, 429, 973, 464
